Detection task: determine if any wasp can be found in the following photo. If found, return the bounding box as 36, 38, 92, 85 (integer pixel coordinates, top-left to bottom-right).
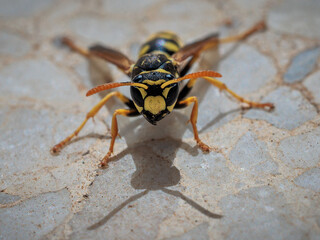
52, 21, 274, 167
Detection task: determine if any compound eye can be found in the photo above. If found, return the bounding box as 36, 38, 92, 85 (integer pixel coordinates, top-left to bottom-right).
166, 74, 174, 80
130, 86, 144, 108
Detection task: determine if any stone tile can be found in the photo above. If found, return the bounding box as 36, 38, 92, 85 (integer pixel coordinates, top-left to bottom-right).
177, 151, 230, 184
0, 58, 83, 108
158, 0, 219, 20
0, 108, 57, 174
229, 131, 278, 175
284, 47, 320, 83
0, 107, 99, 188
0, 31, 31, 57
45, 0, 81, 21
1, 0, 320, 239
294, 168, 320, 192
0, 0, 55, 18
276, 179, 320, 239
0, 189, 71, 240
217, 186, 310, 240
218, 44, 276, 94
68, 16, 135, 47
102, 0, 162, 17
303, 70, 320, 105
233, 0, 268, 11
0, 192, 20, 204
311, 231, 320, 240
252, 31, 308, 69
69, 153, 179, 240
277, 127, 320, 168
143, 1, 223, 40
167, 222, 209, 240
245, 86, 317, 130
268, 0, 320, 39
194, 82, 240, 133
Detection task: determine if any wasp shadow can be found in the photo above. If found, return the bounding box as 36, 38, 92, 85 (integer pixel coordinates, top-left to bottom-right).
87, 109, 222, 230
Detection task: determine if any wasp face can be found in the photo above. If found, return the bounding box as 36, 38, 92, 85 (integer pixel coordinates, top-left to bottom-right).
130, 53, 179, 125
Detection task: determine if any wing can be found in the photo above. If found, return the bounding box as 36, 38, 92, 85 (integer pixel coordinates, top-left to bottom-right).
61, 37, 134, 75
172, 33, 219, 63
89, 45, 134, 74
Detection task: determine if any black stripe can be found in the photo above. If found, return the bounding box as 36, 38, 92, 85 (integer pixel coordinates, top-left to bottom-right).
141, 38, 180, 56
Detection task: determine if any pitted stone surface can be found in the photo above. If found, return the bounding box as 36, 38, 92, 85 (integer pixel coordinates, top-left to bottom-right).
1, 0, 320, 239
0, 31, 31, 57
229, 131, 278, 175
196, 84, 239, 133
294, 168, 320, 192
277, 127, 320, 169
177, 151, 230, 184
245, 86, 317, 130
0, 189, 71, 240
167, 222, 209, 240
68, 16, 135, 47
0, 0, 55, 18
268, 0, 320, 39
0, 192, 20, 205
102, 0, 162, 17
217, 186, 310, 240
303, 70, 320, 105
0, 59, 83, 107
284, 47, 320, 83
218, 44, 276, 95
69, 154, 179, 240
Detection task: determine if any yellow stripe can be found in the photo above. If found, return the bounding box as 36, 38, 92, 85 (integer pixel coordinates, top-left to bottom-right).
162, 87, 171, 98
132, 82, 148, 89
167, 100, 177, 112
133, 102, 143, 113
139, 69, 172, 75
139, 45, 150, 56
163, 41, 179, 53
148, 50, 171, 58
155, 68, 172, 74
145, 31, 183, 46
142, 79, 166, 85
138, 87, 147, 99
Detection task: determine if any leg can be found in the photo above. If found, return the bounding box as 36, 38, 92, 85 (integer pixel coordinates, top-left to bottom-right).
173, 21, 265, 64
61, 37, 89, 57
51, 91, 135, 153
100, 108, 137, 167
175, 96, 210, 152
202, 77, 273, 109
219, 21, 265, 44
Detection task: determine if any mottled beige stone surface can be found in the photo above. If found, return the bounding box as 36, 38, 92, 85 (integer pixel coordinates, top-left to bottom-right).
0, 0, 320, 239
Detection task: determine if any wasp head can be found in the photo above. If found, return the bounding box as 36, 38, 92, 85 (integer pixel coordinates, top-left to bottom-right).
130, 53, 179, 125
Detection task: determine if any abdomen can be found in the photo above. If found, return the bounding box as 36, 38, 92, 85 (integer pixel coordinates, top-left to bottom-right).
139, 31, 182, 57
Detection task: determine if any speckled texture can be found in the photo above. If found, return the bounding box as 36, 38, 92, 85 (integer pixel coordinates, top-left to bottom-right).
0, 0, 320, 239
284, 47, 320, 83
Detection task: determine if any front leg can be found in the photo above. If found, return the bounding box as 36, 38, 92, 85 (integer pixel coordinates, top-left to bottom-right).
100, 108, 137, 167
51, 91, 135, 153
175, 96, 210, 152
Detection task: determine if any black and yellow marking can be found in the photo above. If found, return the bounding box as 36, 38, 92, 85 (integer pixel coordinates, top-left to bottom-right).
139, 31, 183, 57
54, 21, 273, 167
